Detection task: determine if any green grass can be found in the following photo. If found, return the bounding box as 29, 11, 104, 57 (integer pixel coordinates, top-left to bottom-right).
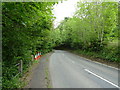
108, 39, 118, 47
72, 45, 119, 62
2, 76, 24, 89
33, 60, 39, 64
2, 58, 41, 89
45, 68, 52, 88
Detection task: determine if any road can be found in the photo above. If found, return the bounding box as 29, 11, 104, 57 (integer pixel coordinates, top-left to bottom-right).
25, 52, 53, 88
49, 50, 119, 88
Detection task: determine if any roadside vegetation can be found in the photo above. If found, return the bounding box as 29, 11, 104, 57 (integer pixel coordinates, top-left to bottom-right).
2, 1, 119, 89
55, 2, 119, 62
2, 2, 57, 89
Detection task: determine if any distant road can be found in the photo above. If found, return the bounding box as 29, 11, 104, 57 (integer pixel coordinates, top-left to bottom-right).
49, 50, 119, 88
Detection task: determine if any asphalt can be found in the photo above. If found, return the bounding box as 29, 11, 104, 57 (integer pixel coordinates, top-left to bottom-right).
49, 50, 119, 88
25, 52, 53, 88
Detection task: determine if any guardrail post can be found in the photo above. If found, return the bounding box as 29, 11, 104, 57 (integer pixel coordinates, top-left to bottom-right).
19, 60, 23, 76
31, 55, 34, 61
31, 55, 34, 64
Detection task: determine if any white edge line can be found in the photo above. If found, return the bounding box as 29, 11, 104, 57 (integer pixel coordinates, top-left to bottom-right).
84, 69, 120, 88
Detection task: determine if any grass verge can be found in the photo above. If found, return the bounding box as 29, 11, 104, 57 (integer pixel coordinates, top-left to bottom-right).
45, 68, 52, 88
68, 49, 119, 68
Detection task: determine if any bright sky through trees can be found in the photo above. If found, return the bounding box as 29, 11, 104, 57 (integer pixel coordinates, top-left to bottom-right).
2, 1, 119, 88
52, 0, 119, 28
53, 0, 80, 28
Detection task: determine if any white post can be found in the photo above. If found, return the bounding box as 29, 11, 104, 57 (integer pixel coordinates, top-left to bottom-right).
31, 55, 34, 64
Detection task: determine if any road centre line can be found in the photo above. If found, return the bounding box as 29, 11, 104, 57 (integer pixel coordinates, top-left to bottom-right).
84, 69, 120, 88
65, 51, 119, 70
66, 57, 75, 64
62, 54, 75, 64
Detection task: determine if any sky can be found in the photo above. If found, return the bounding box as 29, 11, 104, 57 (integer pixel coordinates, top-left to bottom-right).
52, 0, 119, 28
52, 0, 80, 28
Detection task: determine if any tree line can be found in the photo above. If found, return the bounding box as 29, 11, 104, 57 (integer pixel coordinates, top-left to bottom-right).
55, 2, 118, 62
2, 2, 57, 88
2, 2, 119, 88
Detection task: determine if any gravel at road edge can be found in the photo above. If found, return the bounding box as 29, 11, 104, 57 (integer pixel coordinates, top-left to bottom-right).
23, 52, 53, 88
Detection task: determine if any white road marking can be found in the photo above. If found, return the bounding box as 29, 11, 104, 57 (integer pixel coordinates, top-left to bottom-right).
84, 69, 120, 88
66, 57, 75, 64
62, 54, 75, 64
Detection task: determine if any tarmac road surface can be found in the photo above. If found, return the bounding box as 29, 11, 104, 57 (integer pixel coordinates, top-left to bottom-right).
49, 50, 119, 88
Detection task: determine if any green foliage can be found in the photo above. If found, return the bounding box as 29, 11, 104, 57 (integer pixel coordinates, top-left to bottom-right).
2, 76, 23, 89
56, 2, 118, 61
2, 1, 119, 89
2, 2, 56, 88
